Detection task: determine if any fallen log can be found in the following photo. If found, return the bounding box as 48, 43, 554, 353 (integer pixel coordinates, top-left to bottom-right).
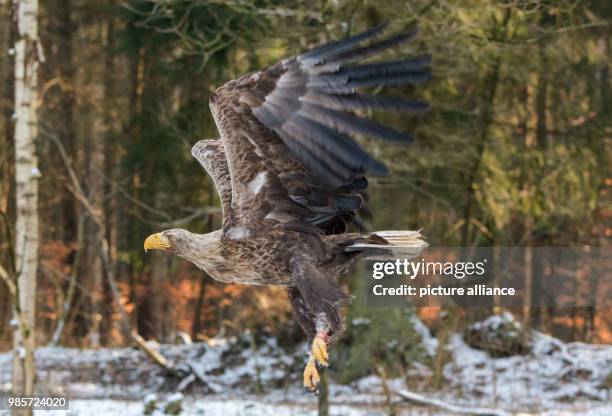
395, 389, 512, 416
133, 332, 179, 376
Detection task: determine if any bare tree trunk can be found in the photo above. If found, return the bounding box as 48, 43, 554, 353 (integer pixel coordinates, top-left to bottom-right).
522, 246, 532, 335
191, 273, 208, 339
12, 0, 41, 409
55, 0, 77, 244
101, 9, 117, 346
50, 215, 84, 345
125, 45, 144, 334
0, 0, 15, 345
530, 39, 550, 330
535, 41, 548, 150
147, 191, 169, 340
87, 18, 108, 348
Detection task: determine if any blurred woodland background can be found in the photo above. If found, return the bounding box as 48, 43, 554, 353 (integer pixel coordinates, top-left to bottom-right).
0, 0, 610, 386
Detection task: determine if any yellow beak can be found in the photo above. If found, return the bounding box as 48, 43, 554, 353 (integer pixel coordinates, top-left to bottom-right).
144, 233, 172, 252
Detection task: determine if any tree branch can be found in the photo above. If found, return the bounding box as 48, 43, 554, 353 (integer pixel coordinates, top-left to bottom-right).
395, 389, 512, 416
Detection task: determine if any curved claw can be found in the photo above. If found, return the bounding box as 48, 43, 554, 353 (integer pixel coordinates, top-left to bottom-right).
311, 335, 329, 368
303, 357, 320, 393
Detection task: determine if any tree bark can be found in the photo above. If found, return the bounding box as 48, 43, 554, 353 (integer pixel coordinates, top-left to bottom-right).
0, 0, 15, 344
101, 8, 117, 346
55, 0, 77, 244
87, 18, 108, 349
522, 246, 532, 334
12, 0, 41, 410
191, 273, 208, 339
530, 37, 550, 329
535, 40, 548, 150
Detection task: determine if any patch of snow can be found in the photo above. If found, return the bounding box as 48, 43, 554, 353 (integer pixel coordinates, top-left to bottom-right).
23, 398, 612, 416
143, 393, 157, 404
410, 315, 438, 356
443, 322, 611, 411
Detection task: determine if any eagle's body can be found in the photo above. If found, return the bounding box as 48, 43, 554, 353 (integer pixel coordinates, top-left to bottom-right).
175, 227, 336, 287
144, 23, 429, 392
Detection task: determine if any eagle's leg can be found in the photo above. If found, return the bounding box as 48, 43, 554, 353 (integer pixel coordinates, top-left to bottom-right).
311, 312, 330, 368
303, 312, 331, 393
288, 288, 329, 392
287, 260, 345, 393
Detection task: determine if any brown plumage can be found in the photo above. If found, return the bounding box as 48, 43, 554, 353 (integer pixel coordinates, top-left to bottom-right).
144, 22, 428, 392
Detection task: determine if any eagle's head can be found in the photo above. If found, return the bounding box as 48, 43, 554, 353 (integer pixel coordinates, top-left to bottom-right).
143, 229, 223, 272
143, 229, 191, 255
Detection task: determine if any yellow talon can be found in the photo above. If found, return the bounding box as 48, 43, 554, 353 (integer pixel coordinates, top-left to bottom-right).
311, 335, 329, 368
303, 357, 320, 392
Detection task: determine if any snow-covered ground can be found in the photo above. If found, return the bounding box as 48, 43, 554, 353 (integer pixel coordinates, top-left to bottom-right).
443, 314, 611, 411
8, 398, 386, 416
4, 397, 608, 416
0, 314, 610, 415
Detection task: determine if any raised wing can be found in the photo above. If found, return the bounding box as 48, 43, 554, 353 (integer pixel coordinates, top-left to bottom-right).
210, 23, 430, 235
191, 139, 232, 225
251, 23, 430, 187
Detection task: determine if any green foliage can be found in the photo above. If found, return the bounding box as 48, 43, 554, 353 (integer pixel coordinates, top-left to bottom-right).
338, 305, 426, 383
337, 267, 426, 382
122, 0, 270, 70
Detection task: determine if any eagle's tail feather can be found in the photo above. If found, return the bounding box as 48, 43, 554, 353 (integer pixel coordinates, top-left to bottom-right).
345, 230, 427, 256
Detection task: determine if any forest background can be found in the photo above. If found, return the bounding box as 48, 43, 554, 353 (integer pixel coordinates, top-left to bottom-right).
0, 0, 610, 384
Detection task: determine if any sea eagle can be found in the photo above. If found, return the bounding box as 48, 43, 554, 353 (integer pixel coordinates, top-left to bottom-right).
144, 23, 429, 393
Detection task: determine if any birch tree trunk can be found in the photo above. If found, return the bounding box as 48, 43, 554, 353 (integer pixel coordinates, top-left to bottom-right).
12, 0, 40, 408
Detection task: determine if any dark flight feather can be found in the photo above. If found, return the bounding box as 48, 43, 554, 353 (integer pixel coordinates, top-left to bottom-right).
311, 69, 431, 93
289, 114, 388, 175
283, 119, 363, 178
275, 127, 351, 187
319, 27, 419, 66
300, 91, 430, 112
299, 103, 414, 143
297, 22, 389, 66
332, 55, 432, 79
